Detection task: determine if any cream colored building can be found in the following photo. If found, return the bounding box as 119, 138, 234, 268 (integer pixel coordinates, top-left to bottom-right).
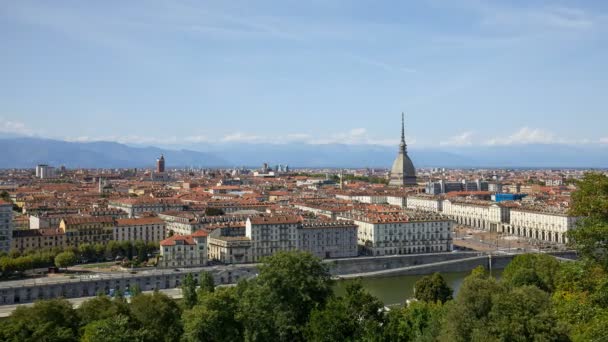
11, 228, 66, 252
506, 208, 578, 244
298, 220, 358, 259
442, 199, 509, 232
208, 236, 252, 264
59, 216, 114, 247
245, 216, 300, 262
108, 198, 183, 218
339, 211, 453, 256
159, 230, 208, 267
406, 195, 443, 212
114, 217, 165, 243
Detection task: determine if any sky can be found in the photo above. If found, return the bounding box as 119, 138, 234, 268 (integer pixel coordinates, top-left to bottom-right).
1, 0, 607, 149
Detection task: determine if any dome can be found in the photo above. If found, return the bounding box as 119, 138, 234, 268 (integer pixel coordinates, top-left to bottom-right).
389, 113, 417, 187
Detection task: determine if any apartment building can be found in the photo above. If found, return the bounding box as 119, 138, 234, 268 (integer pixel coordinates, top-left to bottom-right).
298, 220, 358, 259
339, 211, 453, 256
406, 195, 443, 212
159, 230, 208, 267
59, 216, 115, 247
11, 228, 66, 252
0, 201, 13, 253
114, 217, 166, 243
245, 215, 301, 262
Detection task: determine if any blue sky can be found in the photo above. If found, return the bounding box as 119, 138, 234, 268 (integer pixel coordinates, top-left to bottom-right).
1, 0, 607, 148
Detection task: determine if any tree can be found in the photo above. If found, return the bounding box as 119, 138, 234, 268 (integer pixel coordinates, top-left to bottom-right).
77, 295, 131, 326
197, 271, 215, 299
483, 286, 568, 341
570, 172, 608, 220
130, 292, 183, 342
78, 244, 95, 262
502, 253, 561, 292
568, 173, 608, 269
414, 273, 453, 303
182, 273, 197, 309
0, 190, 10, 203
2, 298, 80, 342
306, 280, 384, 341
54, 251, 77, 270
440, 268, 503, 341
382, 300, 447, 342
81, 315, 135, 342
237, 251, 333, 341
183, 287, 243, 342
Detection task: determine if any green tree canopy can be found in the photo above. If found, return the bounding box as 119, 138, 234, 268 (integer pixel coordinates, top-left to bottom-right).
81, 314, 136, 342
568, 173, 608, 269
130, 292, 183, 342
197, 271, 215, 300
181, 273, 197, 309
502, 253, 561, 292
183, 287, 243, 342
237, 251, 333, 341
54, 251, 77, 269
1, 298, 80, 342
414, 272, 453, 303
306, 280, 384, 341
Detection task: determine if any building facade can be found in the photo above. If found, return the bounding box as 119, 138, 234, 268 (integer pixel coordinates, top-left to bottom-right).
297, 220, 358, 259
114, 217, 166, 243
59, 217, 115, 247
11, 228, 66, 252
406, 195, 443, 212
159, 230, 208, 267
0, 201, 13, 253
245, 216, 300, 262
339, 211, 453, 256
506, 208, 578, 244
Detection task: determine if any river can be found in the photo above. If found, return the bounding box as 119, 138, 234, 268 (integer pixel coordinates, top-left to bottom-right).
334, 269, 503, 306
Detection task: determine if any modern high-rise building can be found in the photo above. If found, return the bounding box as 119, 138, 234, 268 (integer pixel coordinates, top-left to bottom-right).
0, 200, 14, 253
156, 154, 165, 173
35, 164, 55, 179
389, 113, 417, 187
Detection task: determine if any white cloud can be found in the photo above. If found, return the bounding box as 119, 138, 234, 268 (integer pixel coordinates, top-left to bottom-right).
485, 127, 555, 145
440, 131, 473, 146
600, 137, 608, 144
218, 129, 404, 146
0, 118, 34, 136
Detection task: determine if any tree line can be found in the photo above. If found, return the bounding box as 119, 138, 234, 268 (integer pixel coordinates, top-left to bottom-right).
0, 240, 159, 278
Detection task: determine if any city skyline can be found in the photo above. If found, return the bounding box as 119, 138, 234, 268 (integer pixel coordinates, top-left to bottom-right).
1, 0, 608, 148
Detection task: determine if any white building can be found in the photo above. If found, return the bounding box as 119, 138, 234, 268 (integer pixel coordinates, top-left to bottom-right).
506, 208, 578, 244
386, 195, 407, 208
0, 201, 13, 253
159, 230, 208, 267
208, 236, 252, 264
108, 198, 183, 218
114, 217, 166, 243
298, 220, 358, 259
246, 216, 300, 262
406, 195, 443, 212
442, 199, 510, 232
35, 164, 55, 179
339, 211, 453, 256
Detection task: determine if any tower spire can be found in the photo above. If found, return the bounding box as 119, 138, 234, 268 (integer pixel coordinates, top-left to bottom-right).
400, 112, 407, 152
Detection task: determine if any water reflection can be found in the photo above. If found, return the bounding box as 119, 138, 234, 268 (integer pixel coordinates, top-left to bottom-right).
334, 269, 503, 306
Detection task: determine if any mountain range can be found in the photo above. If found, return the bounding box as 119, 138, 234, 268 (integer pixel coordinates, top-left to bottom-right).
1, 137, 607, 169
